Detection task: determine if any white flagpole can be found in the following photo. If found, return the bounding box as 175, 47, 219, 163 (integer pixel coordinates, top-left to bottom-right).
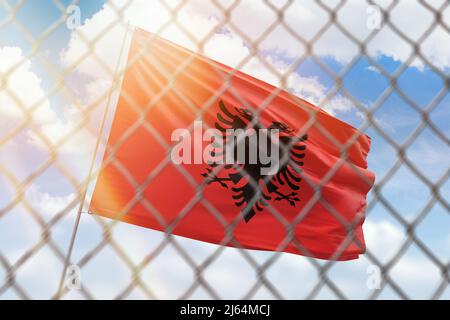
55, 22, 132, 300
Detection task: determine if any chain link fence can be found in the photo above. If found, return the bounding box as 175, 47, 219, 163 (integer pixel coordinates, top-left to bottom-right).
0, 0, 449, 300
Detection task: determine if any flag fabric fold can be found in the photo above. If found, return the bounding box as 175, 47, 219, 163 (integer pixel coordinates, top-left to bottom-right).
89, 28, 375, 261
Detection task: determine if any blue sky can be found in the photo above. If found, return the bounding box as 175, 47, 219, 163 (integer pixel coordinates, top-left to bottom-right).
0, 0, 449, 299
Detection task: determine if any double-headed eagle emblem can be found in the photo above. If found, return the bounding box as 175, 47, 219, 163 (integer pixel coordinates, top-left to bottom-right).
201, 101, 308, 222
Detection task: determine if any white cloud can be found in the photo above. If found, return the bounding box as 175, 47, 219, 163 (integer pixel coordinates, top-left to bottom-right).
364, 220, 407, 262
0, 46, 96, 157
56, 215, 444, 299
14, 246, 62, 299
221, 0, 450, 70
2, 0, 448, 300
0, 47, 57, 131
0, 47, 71, 181
25, 184, 76, 220
49, 0, 448, 299
59, 0, 354, 116
173, 0, 450, 71
26, 107, 97, 156
367, 65, 381, 74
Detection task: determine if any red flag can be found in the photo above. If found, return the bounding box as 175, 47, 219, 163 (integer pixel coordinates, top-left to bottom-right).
90, 28, 375, 260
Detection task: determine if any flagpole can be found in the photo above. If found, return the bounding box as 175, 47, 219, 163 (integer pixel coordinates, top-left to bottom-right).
55, 22, 132, 300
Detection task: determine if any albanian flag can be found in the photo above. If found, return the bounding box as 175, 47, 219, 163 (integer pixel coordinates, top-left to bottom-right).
90, 28, 375, 260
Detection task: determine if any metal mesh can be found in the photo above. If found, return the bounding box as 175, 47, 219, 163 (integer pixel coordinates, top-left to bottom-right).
0, 0, 449, 300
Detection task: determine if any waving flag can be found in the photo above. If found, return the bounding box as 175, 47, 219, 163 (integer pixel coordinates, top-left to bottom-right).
89, 28, 375, 260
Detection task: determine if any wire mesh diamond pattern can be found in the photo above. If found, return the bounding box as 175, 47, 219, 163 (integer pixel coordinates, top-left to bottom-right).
0, 0, 449, 300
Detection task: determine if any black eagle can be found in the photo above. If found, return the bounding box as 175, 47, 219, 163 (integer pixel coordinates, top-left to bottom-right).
201, 100, 308, 222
